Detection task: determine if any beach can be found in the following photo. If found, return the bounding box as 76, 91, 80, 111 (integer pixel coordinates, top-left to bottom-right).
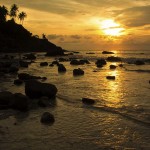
0, 49, 150, 150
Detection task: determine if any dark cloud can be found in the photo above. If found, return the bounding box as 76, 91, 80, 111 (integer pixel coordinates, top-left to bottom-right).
47, 34, 63, 40
114, 5, 150, 27
70, 35, 81, 39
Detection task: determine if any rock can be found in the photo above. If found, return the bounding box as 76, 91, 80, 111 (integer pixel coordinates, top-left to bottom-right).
58, 64, 66, 72
119, 64, 123, 67
58, 58, 69, 62
96, 64, 104, 68
40, 62, 48, 66
14, 79, 23, 85
0, 92, 29, 111
106, 76, 115, 80
49, 64, 54, 67
102, 51, 114, 54
73, 68, 84, 76
110, 65, 117, 69
18, 73, 42, 80
24, 53, 36, 60
40, 112, 55, 124
9, 66, 19, 73
51, 60, 59, 66
107, 56, 122, 62
25, 80, 58, 99
82, 98, 95, 105
0, 91, 13, 109
19, 60, 29, 68
11, 93, 29, 111
80, 59, 90, 64
45, 47, 64, 56
38, 97, 50, 107
70, 59, 84, 65
135, 60, 145, 65
95, 59, 107, 66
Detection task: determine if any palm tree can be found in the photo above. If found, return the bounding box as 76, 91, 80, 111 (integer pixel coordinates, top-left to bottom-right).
0, 5, 8, 22
18, 11, 27, 25
10, 4, 19, 21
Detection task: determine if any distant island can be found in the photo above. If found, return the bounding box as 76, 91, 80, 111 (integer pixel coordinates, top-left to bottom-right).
0, 4, 64, 56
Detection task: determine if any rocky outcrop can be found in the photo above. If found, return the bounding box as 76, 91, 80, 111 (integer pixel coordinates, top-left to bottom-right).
25, 80, 57, 99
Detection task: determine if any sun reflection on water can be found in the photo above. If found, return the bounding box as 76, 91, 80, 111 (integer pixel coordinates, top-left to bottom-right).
105, 68, 123, 107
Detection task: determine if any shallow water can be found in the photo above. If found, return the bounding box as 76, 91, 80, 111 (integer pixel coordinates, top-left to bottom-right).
0, 50, 150, 149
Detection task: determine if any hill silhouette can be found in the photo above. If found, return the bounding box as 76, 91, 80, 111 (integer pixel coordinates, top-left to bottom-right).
0, 19, 64, 55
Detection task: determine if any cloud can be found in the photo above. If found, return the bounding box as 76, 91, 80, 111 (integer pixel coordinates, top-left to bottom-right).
70, 35, 82, 39
47, 34, 63, 40
114, 5, 150, 27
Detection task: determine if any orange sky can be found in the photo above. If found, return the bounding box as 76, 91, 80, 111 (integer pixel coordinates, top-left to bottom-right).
1, 0, 150, 50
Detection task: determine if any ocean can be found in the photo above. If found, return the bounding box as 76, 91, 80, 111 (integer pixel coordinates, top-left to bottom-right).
0, 49, 150, 150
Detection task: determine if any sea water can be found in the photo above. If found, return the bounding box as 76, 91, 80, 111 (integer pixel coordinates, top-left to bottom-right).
0, 50, 150, 150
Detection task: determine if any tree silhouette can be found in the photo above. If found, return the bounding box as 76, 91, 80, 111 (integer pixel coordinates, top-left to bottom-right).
10, 4, 19, 21
0, 5, 8, 22
42, 34, 47, 39
18, 11, 27, 25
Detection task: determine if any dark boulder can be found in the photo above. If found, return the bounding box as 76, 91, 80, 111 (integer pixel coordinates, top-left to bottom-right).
0, 92, 29, 111
24, 53, 36, 60
70, 59, 84, 65
18, 73, 42, 80
58, 58, 69, 62
40, 112, 55, 124
25, 80, 57, 99
119, 64, 123, 67
135, 60, 145, 65
52, 60, 59, 66
73, 68, 84, 76
110, 65, 117, 69
19, 60, 29, 68
11, 93, 29, 111
58, 64, 66, 72
95, 59, 107, 66
80, 59, 90, 64
106, 76, 115, 80
14, 79, 23, 85
40, 62, 48, 66
102, 51, 114, 54
49, 64, 54, 67
107, 56, 121, 62
0, 91, 13, 109
45, 47, 64, 56
38, 97, 51, 107
96, 64, 104, 68
82, 98, 95, 105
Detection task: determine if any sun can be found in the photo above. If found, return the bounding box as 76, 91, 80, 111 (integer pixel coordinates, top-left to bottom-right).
100, 19, 124, 36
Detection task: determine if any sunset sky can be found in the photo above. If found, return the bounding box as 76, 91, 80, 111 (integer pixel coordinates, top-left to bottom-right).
1, 0, 150, 50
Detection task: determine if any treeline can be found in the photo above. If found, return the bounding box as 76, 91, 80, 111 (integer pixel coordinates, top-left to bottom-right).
0, 4, 27, 24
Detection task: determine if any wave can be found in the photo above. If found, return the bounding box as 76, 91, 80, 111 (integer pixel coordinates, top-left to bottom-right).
57, 94, 150, 127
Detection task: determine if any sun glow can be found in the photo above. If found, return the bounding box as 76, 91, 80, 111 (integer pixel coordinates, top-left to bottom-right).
101, 19, 124, 36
